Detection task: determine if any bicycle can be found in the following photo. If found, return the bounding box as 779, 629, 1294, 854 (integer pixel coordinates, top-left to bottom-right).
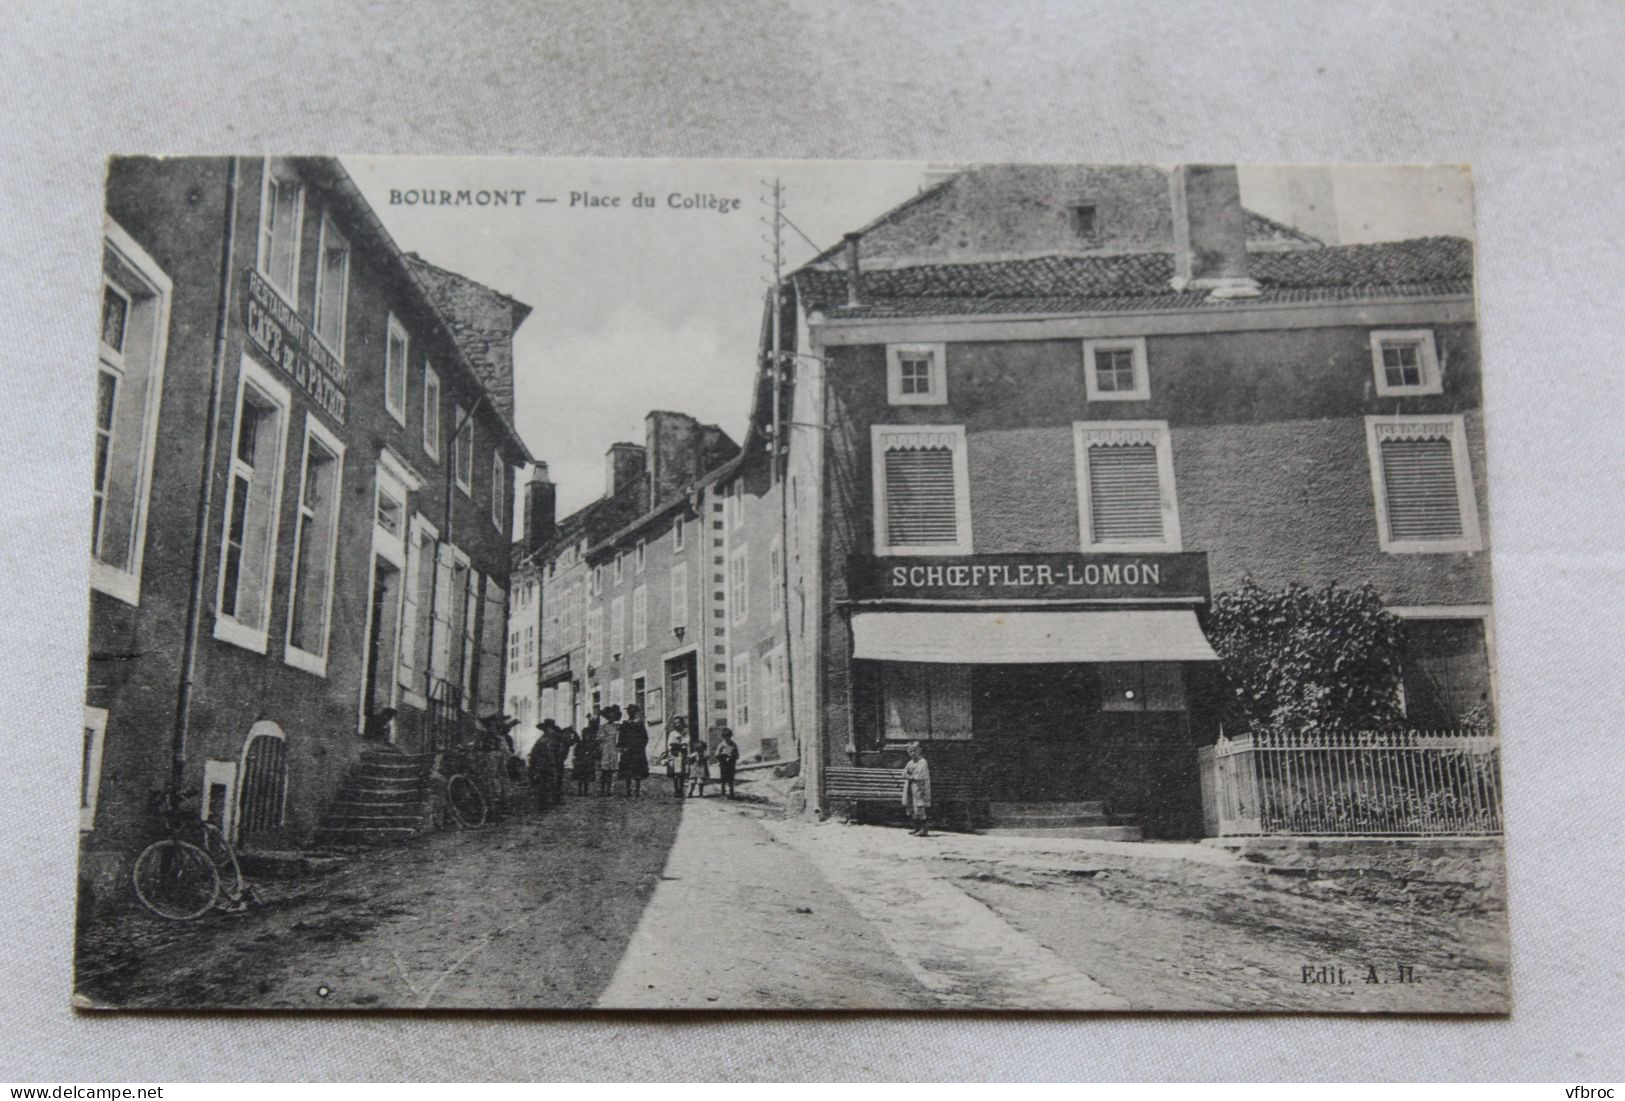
131, 791, 258, 921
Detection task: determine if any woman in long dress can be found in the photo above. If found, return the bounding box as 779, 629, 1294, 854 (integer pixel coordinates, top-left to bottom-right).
902, 741, 932, 836
616, 705, 650, 797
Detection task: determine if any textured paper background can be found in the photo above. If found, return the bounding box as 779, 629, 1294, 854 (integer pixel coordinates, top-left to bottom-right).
3, 0, 1623, 1081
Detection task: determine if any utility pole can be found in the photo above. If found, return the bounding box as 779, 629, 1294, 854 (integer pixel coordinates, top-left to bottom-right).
766, 178, 800, 765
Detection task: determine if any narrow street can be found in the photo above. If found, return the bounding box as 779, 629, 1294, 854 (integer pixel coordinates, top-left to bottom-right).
76, 776, 1508, 1012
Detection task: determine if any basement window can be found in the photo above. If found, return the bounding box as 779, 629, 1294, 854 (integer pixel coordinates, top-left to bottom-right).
1069, 203, 1099, 240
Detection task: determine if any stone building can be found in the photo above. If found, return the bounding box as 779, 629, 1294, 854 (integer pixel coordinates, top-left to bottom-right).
517, 411, 737, 756
84, 157, 530, 897
765, 164, 1490, 837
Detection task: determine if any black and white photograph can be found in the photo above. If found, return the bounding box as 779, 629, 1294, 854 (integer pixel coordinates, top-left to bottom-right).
73, 155, 1509, 1013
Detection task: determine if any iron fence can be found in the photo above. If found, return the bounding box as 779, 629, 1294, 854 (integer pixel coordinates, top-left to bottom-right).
1198, 728, 1503, 837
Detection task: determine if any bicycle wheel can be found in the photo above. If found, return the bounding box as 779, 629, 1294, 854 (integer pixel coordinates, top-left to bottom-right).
446, 774, 487, 827
198, 823, 244, 901
132, 840, 220, 921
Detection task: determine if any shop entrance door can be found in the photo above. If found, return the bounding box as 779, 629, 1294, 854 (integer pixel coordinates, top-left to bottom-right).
665, 652, 698, 735
973, 664, 1096, 803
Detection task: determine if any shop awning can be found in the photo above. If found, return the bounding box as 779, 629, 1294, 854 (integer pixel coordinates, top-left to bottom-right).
850, 609, 1219, 664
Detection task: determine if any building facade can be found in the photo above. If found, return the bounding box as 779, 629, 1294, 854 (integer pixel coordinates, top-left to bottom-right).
84, 157, 529, 898
771, 164, 1491, 836
518, 412, 738, 757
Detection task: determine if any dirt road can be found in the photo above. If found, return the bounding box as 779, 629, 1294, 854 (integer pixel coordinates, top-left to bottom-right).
76, 782, 1508, 1013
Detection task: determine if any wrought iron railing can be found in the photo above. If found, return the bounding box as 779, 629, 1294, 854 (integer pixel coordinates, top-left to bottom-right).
1198, 728, 1503, 837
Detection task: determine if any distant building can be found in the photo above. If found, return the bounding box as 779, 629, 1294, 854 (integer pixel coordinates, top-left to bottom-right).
517, 412, 737, 756
84, 157, 530, 898
766, 164, 1489, 836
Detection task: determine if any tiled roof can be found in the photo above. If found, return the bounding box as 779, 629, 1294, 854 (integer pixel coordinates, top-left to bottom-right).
795, 236, 1472, 319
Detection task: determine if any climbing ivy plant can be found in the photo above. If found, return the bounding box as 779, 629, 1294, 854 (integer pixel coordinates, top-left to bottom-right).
1204, 580, 1407, 736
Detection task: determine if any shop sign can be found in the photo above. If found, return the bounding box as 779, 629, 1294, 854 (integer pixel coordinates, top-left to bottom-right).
850, 552, 1210, 602
540, 654, 572, 684
243, 268, 348, 425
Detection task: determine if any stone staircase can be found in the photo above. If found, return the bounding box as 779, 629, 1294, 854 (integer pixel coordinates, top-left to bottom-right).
313, 748, 436, 847
983, 800, 1143, 841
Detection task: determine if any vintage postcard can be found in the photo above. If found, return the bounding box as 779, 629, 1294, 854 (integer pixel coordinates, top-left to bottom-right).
75, 156, 1506, 1012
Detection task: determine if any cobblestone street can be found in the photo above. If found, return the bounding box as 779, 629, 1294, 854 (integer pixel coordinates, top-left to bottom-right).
75, 776, 1508, 1012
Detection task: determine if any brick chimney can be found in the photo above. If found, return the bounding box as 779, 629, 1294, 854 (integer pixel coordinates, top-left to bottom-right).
605, 442, 646, 499
646, 410, 701, 509
523, 462, 556, 553
1169, 165, 1260, 298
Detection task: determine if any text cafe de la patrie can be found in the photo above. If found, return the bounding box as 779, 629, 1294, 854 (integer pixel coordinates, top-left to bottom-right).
243, 268, 349, 425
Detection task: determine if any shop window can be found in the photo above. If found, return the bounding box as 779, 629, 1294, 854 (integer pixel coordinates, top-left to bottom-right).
215, 358, 292, 653
422, 366, 441, 461
1370, 330, 1442, 396
1399, 615, 1494, 729
1099, 663, 1186, 712
313, 213, 350, 357
882, 663, 972, 741
256, 159, 304, 305
872, 425, 972, 556
1365, 415, 1482, 553
81, 706, 109, 832
632, 585, 648, 651
453, 404, 473, 496
384, 314, 409, 425
730, 546, 749, 622
285, 416, 346, 675
1073, 421, 1181, 553
886, 343, 947, 406
670, 563, 688, 629
93, 222, 173, 606
1081, 337, 1149, 401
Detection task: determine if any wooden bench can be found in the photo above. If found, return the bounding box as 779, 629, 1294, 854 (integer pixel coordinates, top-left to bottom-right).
824, 766, 981, 829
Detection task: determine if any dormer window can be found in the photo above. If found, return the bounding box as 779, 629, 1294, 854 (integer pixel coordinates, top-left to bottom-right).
886, 343, 947, 406
1069, 203, 1098, 240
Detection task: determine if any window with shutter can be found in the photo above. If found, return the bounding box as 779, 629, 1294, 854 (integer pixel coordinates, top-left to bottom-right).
1366, 416, 1481, 553
1073, 422, 1181, 552
872, 426, 971, 555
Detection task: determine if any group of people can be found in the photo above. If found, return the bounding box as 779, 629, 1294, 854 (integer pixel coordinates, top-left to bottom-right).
660, 715, 741, 799
524, 705, 742, 812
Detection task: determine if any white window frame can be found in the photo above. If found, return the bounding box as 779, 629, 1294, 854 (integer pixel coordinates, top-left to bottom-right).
422, 364, 442, 461
614, 551, 625, 585
213, 355, 293, 654
1073, 420, 1183, 553
81, 705, 109, 832
399, 513, 438, 709
632, 584, 648, 651
1364, 414, 1483, 554
453, 404, 473, 496
491, 450, 506, 531
1370, 329, 1443, 397
731, 486, 745, 531
312, 212, 350, 361
255, 158, 305, 308
383, 313, 409, 425
730, 545, 749, 623
92, 218, 173, 607
765, 646, 789, 727
610, 594, 626, 658
283, 413, 347, 676
1082, 337, 1150, 401
886, 342, 948, 406
871, 424, 973, 557
635, 538, 646, 574
673, 514, 685, 552
1388, 605, 1498, 724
